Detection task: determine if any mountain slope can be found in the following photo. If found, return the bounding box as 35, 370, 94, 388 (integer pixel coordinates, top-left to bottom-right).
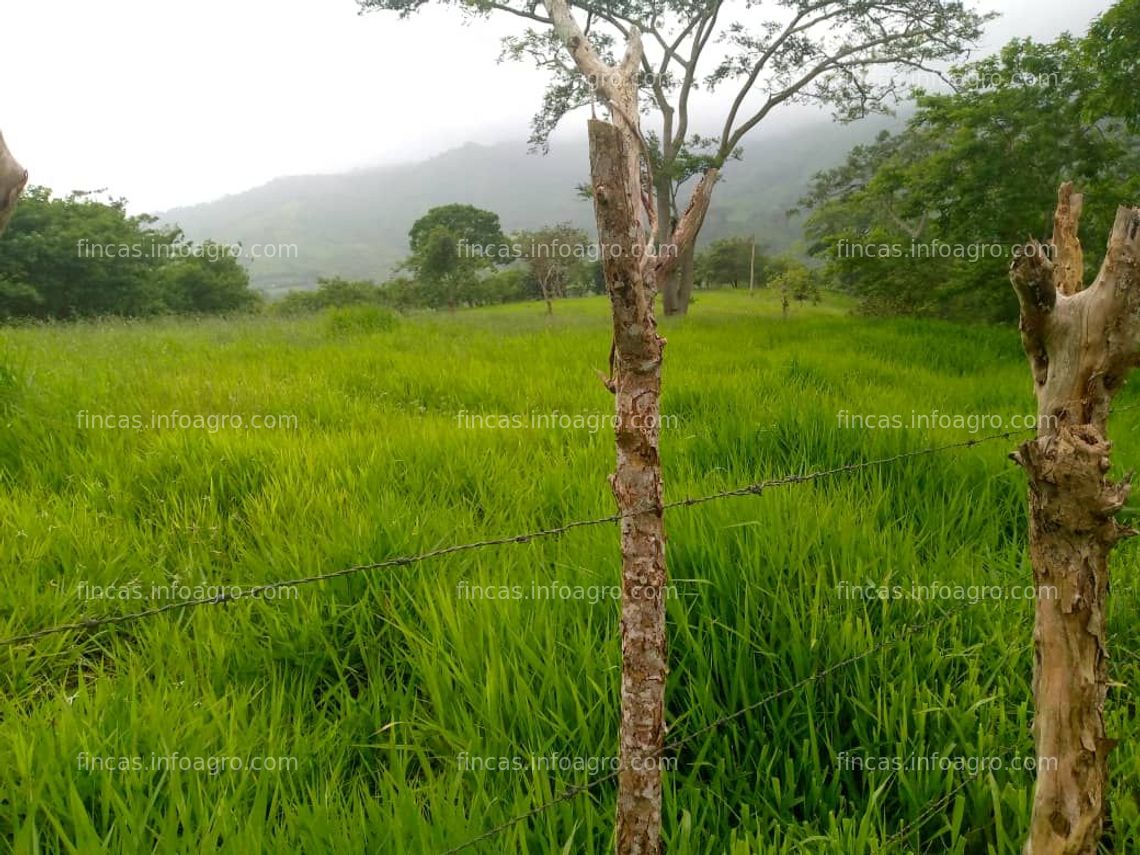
161, 116, 901, 291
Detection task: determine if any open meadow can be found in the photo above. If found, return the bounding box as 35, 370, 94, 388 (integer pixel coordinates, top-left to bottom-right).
2, 290, 1139, 852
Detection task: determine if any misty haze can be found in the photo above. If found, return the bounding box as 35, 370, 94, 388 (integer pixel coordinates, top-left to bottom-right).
2, 1, 1139, 853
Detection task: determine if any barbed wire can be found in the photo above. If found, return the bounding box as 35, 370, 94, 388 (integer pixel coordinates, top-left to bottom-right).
0, 429, 1030, 650
8, 409, 1139, 850
442, 604, 977, 854
882, 766, 989, 853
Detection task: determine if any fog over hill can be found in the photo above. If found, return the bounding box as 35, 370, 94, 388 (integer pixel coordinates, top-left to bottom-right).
161, 115, 902, 292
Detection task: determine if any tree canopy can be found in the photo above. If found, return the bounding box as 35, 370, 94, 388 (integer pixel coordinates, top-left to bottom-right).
798, 16, 1140, 320
0, 188, 258, 320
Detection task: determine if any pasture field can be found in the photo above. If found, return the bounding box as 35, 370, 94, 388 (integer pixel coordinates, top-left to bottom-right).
1, 290, 1138, 853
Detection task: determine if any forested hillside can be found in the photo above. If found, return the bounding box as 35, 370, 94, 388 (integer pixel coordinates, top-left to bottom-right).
162, 117, 900, 291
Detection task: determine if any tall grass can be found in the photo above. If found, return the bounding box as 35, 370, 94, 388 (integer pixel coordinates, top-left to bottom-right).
0, 292, 1136, 853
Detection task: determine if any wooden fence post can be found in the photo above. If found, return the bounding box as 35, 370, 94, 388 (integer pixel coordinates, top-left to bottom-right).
1010, 182, 1140, 854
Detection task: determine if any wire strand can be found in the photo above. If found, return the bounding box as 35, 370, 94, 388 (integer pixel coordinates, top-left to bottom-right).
0, 429, 1029, 650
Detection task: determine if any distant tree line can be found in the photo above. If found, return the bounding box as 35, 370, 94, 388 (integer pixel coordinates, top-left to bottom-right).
798, 0, 1140, 321
275, 206, 825, 317
0, 188, 258, 321
273, 204, 605, 315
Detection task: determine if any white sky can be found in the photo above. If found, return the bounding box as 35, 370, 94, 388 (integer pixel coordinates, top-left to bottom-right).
1, 0, 1116, 213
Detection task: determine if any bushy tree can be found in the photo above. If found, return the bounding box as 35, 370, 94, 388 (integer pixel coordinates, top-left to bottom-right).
696, 237, 768, 289
799, 26, 1140, 320
403, 204, 509, 310
407, 204, 507, 269
156, 243, 260, 314
0, 188, 258, 320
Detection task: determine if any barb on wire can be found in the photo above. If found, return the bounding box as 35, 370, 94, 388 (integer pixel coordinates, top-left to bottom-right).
0, 429, 1029, 651
882, 767, 987, 853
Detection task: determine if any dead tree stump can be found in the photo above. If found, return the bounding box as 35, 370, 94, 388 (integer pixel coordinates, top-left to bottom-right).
1010, 183, 1140, 854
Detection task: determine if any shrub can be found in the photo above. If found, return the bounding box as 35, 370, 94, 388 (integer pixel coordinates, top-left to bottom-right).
323, 304, 398, 336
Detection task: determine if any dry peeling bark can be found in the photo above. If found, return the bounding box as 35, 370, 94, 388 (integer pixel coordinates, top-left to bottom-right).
543, 2, 715, 851
589, 116, 668, 855
1009, 183, 1140, 854
0, 132, 28, 238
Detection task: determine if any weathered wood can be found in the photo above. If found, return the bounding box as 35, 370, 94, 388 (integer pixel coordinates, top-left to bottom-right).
1010, 183, 1140, 854
0, 132, 28, 238
588, 117, 667, 855
542, 4, 727, 849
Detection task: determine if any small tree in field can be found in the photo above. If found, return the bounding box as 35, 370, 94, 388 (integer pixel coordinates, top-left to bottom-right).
515, 223, 591, 312
0, 132, 27, 238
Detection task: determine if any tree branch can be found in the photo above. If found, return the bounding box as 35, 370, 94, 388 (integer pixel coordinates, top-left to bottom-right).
0, 131, 27, 238
1010, 241, 1057, 387
655, 167, 718, 281
1051, 181, 1085, 296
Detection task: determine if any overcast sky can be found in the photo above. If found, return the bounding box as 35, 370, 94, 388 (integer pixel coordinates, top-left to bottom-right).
2, 0, 1116, 213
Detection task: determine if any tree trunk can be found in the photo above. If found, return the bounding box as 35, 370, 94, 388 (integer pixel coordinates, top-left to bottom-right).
674, 241, 696, 314
749, 237, 756, 294
1010, 183, 1140, 855
589, 116, 668, 855
540, 275, 554, 314
542, 9, 717, 850
0, 131, 28, 238
657, 174, 681, 316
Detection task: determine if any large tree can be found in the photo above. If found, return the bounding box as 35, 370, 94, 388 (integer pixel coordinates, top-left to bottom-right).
799, 33, 1140, 320
363, 0, 990, 314
0, 132, 27, 238
404, 204, 507, 309
0, 188, 259, 320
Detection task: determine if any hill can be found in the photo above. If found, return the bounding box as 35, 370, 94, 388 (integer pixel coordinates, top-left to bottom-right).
161, 116, 902, 292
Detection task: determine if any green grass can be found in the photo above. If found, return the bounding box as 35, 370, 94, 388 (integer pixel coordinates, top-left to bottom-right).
1, 290, 1137, 853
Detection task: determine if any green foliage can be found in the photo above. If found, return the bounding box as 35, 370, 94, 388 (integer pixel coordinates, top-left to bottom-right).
155, 243, 261, 315
0, 188, 258, 321
407, 203, 506, 268
800, 26, 1140, 320
1085, 0, 1140, 130
402, 204, 511, 310
696, 237, 768, 289
274, 277, 391, 315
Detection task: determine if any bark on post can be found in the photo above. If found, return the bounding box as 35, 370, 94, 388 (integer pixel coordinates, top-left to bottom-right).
0, 131, 28, 238
589, 115, 667, 855
1009, 183, 1140, 855
543, 2, 716, 851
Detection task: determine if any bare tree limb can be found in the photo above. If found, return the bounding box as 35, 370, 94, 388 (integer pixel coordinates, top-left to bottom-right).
1051, 181, 1085, 296
655, 167, 718, 281
0, 131, 28, 238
